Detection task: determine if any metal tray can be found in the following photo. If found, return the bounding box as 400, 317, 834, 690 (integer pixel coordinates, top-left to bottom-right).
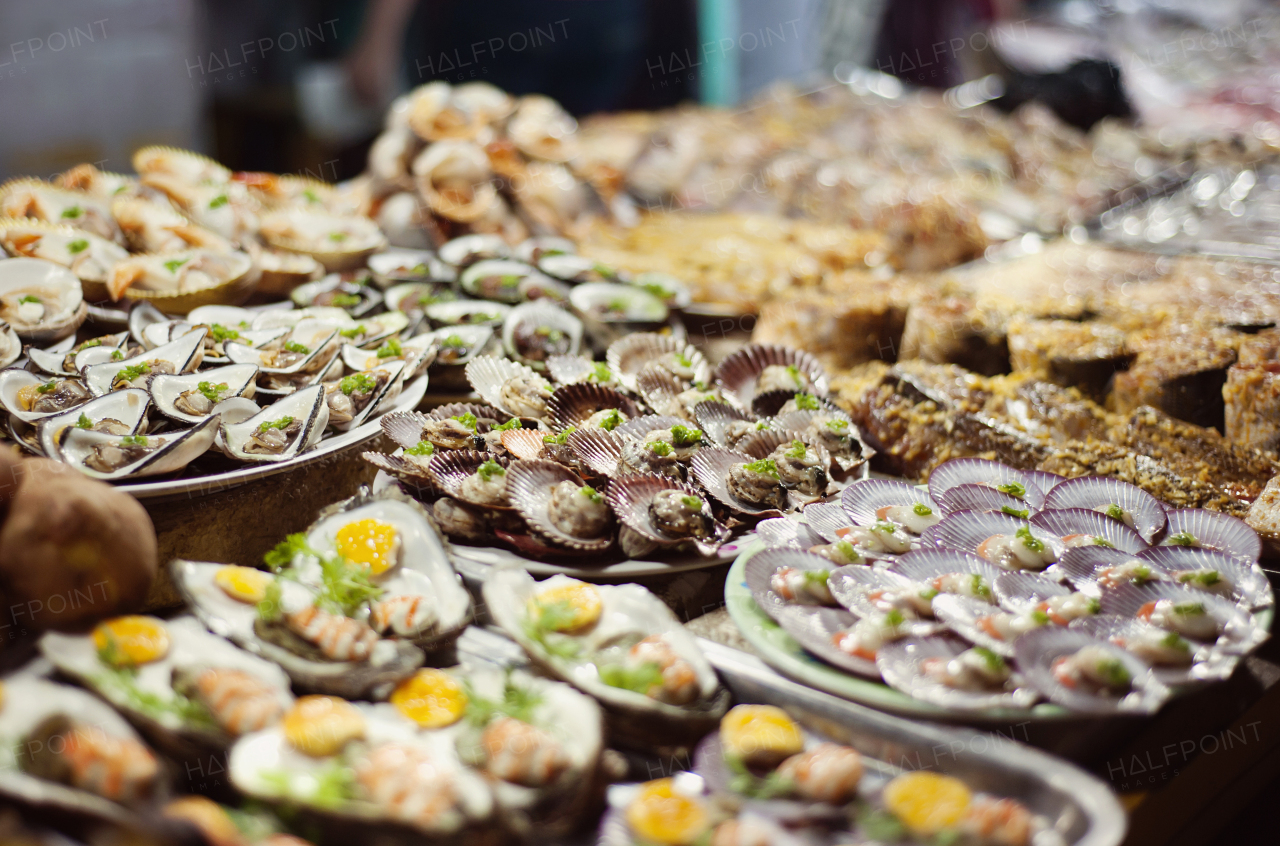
456, 625, 1127, 846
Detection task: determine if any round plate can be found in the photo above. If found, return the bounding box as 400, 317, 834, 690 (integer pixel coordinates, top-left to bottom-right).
371, 468, 750, 579
120, 375, 429, 499
726, 539, 1067, 722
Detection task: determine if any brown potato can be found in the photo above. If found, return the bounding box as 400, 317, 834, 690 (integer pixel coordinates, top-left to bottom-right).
0, 458, 156, 631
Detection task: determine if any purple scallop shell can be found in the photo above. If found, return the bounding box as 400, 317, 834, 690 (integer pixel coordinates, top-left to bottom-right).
750, 389, 841, 419
828, 566, 930, 619
1014, 627, 1170, 714
1031, 508, 1147, 554
425, 449, 514, 509
840, 479, 938, 528
770, 604, 881, 679
361, 451, 440, 497
926, 458, 1048, 509
756, 517, 812, 550
689, 446, 787, 518
1137, 546, 1273, 610
992, 572, 1072, 612
888, 548, 1003, 598
692, 400, 760, 448
1099, 580, 1268, 655
1069, 615, 1225, 686
546, 383, 641, 432
802, 501, 855, 544
712, 343, 829, 409
744, 548, 841, 623
929, 594, 1019, 657
1042, 476, 1166, 543
876, 635, 1039, 711
1160, 509, 1262, 562
506, 459, 614, 552
565, 428, 625, 479
606, 473, 728, 556
935, 483, 1039, 519
922, 510, 1064, 571
1058, 546, 1160, 595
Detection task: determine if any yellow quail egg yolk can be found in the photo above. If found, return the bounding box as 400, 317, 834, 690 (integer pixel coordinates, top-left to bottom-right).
92, 616, 171, 667
527, 581, 603, 633
335, 518, 400, 576
626, 779, 709, 846
391, 669, 467, 729
719, 704, 804, 764
283, 695, 365, 757
213, 565, 273, 604
883, 771, 972, 836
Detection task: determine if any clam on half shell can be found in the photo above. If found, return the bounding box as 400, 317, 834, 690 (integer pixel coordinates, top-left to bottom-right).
220, 384, 329, 463
0, 257, 87, 343
37, 388, 151, 460
151, 363, 260, 424
83, 327, 207, 396
58, 414, 220, 480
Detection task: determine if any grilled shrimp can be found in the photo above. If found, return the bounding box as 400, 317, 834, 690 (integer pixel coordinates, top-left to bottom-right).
48, 719, 158, 802
628, 635, 699, 705
180, 667, 285, 736
287, 606, 378, 661
355, 743, 458, 829
369, 594, 437, 637
962, 795, 1033, 846
480, 717, 569, 787
710, 818, 774, 846
775, 742, 863, 804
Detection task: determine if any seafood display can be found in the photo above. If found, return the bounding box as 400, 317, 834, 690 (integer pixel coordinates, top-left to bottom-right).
736, 459, 1270, 714
367, 339, 868, 562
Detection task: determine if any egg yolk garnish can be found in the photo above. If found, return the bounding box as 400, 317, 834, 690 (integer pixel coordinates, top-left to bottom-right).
626, 779, 709, 846
335, 518, 400, 576
391, 669, 468, 729
283, 695, 366, 757
213, 565, 273, 604
528, 581, 603, 633
93, 616, 171, 667
719, 704, 805, 764
883, 771, 972, 835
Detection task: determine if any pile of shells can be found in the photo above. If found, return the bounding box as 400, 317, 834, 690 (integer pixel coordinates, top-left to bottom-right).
745, 458, 1273, 714
366, 338, 873, 561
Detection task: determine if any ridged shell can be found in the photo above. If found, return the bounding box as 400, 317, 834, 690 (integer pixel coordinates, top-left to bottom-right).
689, 446, 785, 518
923, 510, 1064, 568
936, 483, 1038, 518
362, 450, 439, 494
771, 604, 881, 679
635, 364, 690, 415
756, 516, 818, 550
614, 414, 689, 441
692, 400, 759, 448
801, 501, 855, 544
889, 547, 1003, 585
743, 548, 838, 622
113, 250, 256, 314
58, 415, 219, 480
150, 364, 259, 424
713, 344, 828, 410
565, 428, 625, 478
1068, 615, 1225, 685
464, 355, 553, 420
382, 410, 437, 449
828, 566, 925, 618
1042, 476, 1167, 543
992, 572, 1073, 611
1015, 627, 1170, 714
220, 384, 329, 463
506, 460, 614, 552
877, 635, 1040, 711
1099, 581, 1267, 655
133, 145, 231, 183
0, 218, 129, 302
547, 383, 640, 432
606, 333, 709, 391
1031, 508, 1147, 554
547, 354, 615, 387
749, 389, 841, 419
1137, 546, 1272, 610
36, 388, 151, 460
841, 479, 939, 526
605, 473, 728, 555
427, 401, 508, 424
926, 458, 1049, 509
501, 427, 548, 461
930, 594, 1020, 657
425, 449, 513, 508
1160, 509, 1262, 562
258, 208, 386, 271
1058, 546, 1153, 594
773, 408, 871, 473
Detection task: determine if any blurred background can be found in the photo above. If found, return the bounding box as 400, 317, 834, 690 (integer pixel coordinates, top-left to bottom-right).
4, 0, 1273, 183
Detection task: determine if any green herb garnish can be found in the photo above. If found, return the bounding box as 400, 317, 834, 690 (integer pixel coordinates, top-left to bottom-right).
262, 532, 383, 617
598, 660, 664, 696
441, 334, 467, 348
1015, 525, 1044, 553
114, 363, 149, 383
826, 418, 850, 433
1168, 532, 1197, 547
793, 392, 820, 411
1173, 601, 1207, 616
648, 440, 673, 457
785, 364, 804, 389
743, 458, 779, 478
971, 574, 991, 599
255, 415, 295, 434
332, 294, 362, 309
1030, 608, 1051, 626
499, 274, 521, 288
673, 352, 693, 368
376, 337, 403, 358
18, 295, 40, 304
857, 807, 907, 843
785, 440, 808, 459
596, 409, 623, 431
884, 608, 905, 628
1092, 537, 1115, 548
1105, 504, 1126, 520
492, 418, 521, 431
477, 460, 505, 482
452, 412, 477, 431
75, 413, 92, 428
111, 350, 124, 360
588, 362, 612, 383
209, 323, 240, 342
913, 502, 933, 517
405, 440, 435, 457
339, 373, 377, 396
284, 340, 310, 354
197, 381, 229, 403
579, 485, 602, 504
1096, 656, 1131, 689
1161, 631, 1192, 652
328, 232, 347, 242
670, 424, 702, 446
1180, 570, 1222, 587
121, 434, 149, 447
724, 753, 796, 801
543, 427, 575, 445
1001, 505, 1030, 518
67, 238, 89, 254
35, 379, 57, 393
997, 481, 1026, 498
972, 645, 1006, 673
163, 257, 188, 274
681, 495, 703, 510
464, 673, 543, 727
208, 194, 228, 209
60, 206, 82, 219
835, 540, 862, 562
93, 665, 218, 730
258, 759, 356, 809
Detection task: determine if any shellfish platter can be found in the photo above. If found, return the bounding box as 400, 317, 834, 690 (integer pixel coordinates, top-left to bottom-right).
0, 474, 1125, 845
366, 335, 874, 570
728, 458, 1273, 719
